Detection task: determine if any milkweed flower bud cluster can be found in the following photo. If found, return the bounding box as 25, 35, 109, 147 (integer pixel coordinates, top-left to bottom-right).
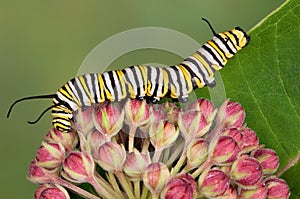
28, 99, 290, 199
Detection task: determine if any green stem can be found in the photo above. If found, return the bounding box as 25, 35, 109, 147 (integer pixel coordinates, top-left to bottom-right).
134, 181, 140, 199
165, 141, 184, 166
116, 171, 135, 199
152, 147, 163, 162
170, 145, 187, 176
105, 172, 124, 198
89, 175, 118, 199
56, 178, 101, 199
191, 159, 213, 178
140, 185, 149, 199
128, 124, 137, 153
142, 138, 150, 153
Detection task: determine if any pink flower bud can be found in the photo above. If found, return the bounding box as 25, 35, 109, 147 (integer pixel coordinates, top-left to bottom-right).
149, 121, 179, 149
125, 99, 152, 126
210, 136, 240, 165
93, 103, 124, 138
73, 106, 95, 134
238, 184, 267, 199
44, 128, 78, 153
95, 142, 126, 172
265, 176, 290, 199
222, 128, 244, 147
153, 109, 165, 123
198, 169, 230, 198
35, 142, 65, 169
252, 148, 279, 175
123, 149, 151, 181
161, 173, 196, 199
143, 162, 170, 196
230, 155, 263, 189
187, 98, 216, 122
61, 151, 94, 183
28, 160, 59, 184
186, 138, 208, 169
87, 130, 106, 158
222, 185, 237, 199
35, 184, 70, 199
178, 110, 211, 140
218, 101, 245, 128
240, 128, 259, 153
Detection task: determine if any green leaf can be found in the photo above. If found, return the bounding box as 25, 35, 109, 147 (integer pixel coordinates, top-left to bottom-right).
218, 0, 300, 197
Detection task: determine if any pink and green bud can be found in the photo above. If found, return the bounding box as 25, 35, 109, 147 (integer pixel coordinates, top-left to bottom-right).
218, 101, 245, 128
34, 184, 70, 199
198, 169, 230, 198
87, 130, 106, 158
95, 142, 126, 172
35, 142, 65, 169
221, 128, 244, 147
149, 120, 179, 149
265, 176, 290, 199
93, 103, 124, 138
153, 109, 166, 123
187, 98, 216, 122
61, 151, 94, 183
161, 173, 196, 199
239, 184, 267, 199
44, 128, 78, 153
178, 110, 211, 140
186, 138, 208, 169
125, 99, 152, 126
28, 160, 59, 184
210, 136, 240, 165
230, 155, 263, 189
73, 106, 95, 134
241, 128, 259, 153
143, 162, 170, 196
123, 149, 151, 181
252, 148, 279, 175
221, 185, 237, 199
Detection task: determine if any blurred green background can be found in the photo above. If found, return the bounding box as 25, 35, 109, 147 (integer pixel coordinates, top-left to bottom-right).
0, 0, 285, 198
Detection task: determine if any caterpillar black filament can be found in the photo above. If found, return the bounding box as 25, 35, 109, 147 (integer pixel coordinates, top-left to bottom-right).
7, 19, 250, 133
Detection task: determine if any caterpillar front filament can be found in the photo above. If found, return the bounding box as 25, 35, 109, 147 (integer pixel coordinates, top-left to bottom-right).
7, 19, 250, 133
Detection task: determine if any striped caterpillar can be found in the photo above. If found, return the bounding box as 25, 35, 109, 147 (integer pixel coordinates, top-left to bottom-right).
7, 19, 250, 133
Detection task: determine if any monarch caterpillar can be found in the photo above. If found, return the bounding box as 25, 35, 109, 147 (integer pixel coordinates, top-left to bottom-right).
7, 19, 250, 133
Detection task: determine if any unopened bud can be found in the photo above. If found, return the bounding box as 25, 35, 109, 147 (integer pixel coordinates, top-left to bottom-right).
186, 138, 208, 169
252, 148, 279, 175
95, 142, 126, 172
44, 128, 78, 153
61, 151, 94, 183
210, 136, 240, 165
230, 155, 263, 189
161, 173, 196, 199
125, 99, 152, 126
238, 184, 267, 199
35, 142, 65, 169
34, 184, 70, 199
265, 176, 290, 199
123, 149, 151, 181
143, 162, 170, 196
93, 103, 124, 138
198, 169, 230, 198
241, 128, 259, 153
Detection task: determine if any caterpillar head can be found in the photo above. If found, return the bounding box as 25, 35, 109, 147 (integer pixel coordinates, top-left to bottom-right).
215, 27, 250, 59
231, 27, 250, 49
